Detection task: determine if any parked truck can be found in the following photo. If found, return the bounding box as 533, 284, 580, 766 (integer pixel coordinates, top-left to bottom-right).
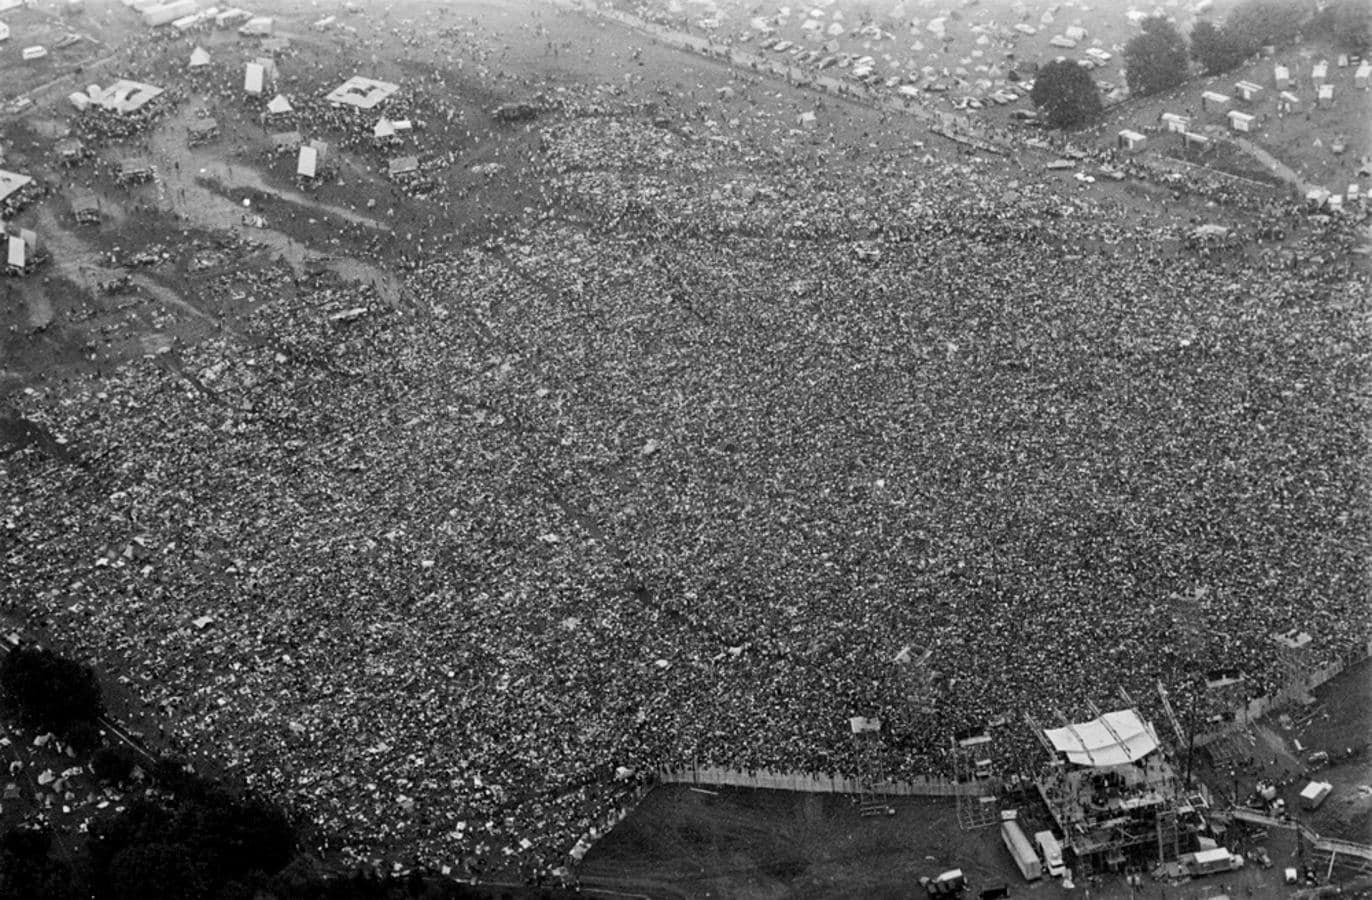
1001, 820, 1042, 881
1033, 830, 1066, 878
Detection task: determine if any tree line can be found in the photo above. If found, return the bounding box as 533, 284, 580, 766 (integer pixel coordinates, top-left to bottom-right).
1030, 0, 1369, 128
0, 644, 580, 900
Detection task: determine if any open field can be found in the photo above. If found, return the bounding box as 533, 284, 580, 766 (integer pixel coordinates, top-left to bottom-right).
0, 0, 1369, 890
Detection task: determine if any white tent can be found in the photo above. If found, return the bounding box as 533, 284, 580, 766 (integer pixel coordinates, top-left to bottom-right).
0, 170, 34, 204
266, 94, 293, 115
1043, 709, 1160, 767
373, 118, 396, 139
189, 46, 210, 68
244, 62, 264, 95
296, 145, 318, 178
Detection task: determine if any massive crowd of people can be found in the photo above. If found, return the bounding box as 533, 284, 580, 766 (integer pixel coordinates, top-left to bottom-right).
1, 0, 1369, 888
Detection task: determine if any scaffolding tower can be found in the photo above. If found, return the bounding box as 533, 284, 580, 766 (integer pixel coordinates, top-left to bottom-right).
953, 732, 1000, 830
850, 717, 894, 817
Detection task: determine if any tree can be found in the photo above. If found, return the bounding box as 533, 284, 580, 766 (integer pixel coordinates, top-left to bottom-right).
1311, 0, 1372, 54
1224, 0, 1311, 54
1190, 20, 1247, 75
90, 746, 140, 784
106, 843, 209, 900
0, 645, 104, 740
1124, 16, 1190, 97
1029, 60, 1103, 128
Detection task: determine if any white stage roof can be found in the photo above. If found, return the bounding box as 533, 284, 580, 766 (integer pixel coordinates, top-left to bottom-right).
1044, 709, 1159, 767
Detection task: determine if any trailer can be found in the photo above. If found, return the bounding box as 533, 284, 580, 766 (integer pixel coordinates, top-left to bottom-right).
1002, 820, 1042, 881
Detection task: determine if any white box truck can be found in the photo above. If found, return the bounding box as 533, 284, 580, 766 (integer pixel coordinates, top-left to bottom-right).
1002, 820, 1043, 881
1034, 830, 1066, 877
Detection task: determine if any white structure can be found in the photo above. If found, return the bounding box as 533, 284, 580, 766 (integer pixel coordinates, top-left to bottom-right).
142, 0, 196, 27
1227, 110, 1255, 131
1355, 62, 1371, 89
1278, 90, 1300, 112
1117, 129, 1146, 150
1349, 183, 1362, 202
0, 22, 9, 42
296, 144, 318, 178
1064, 25, 1087, 41
189, 45, 210, 68
1235, 80, 1263, 101
265, 93, 292, 116
0, 170, 34, 205
87, 79, 164, 114
1043, 709, 1160, 767
1300, 782, 1332, 810
324, 76, 399, 109
1201, 90, 1229, 111
1162, 112, 1190, 132
1273, 65, 1290, 89
238, 15, 272, 35
1311, 61, 1328, 83
244, 62, 265, 95
1317, 83, 1334, 107
22, 46, 48, 61
1182, 131, 1210, 149
1049, 34, 1077, 48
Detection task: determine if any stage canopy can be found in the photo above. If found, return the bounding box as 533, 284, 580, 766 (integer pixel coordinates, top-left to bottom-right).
1044, 709, 1159, 767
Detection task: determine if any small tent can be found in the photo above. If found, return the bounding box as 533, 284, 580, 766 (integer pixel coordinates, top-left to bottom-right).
373, 118, 396, 140
296, 144, 318, 178
189, 46, 210, 68
244, 62, 265, 95
265, 94, 293, 116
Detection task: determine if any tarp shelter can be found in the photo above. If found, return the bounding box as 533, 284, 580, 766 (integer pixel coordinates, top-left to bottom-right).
88, 79, 164, 114
265, 94, 293, 116
70, 188, 100, 223
1300, 782, 1332, 810
388, 156, 419, 179
173, 9, 217, 32
1234, 80, 1262, 101
238, 15, 273, 35
1201, 90, 1229, 110
1273, 65, 1290, 89
189, 46, 211, 68
1162, 112, 1190, 133
296, 144, 318, 178
849, 717, 882, 734
1227, 110, 1255, 132
1317, 83, 1334, 106
117, 157, 153, 183
269, 130, 302, 153
1043, 709, 1160, 767
1117, 129, 1146, 150
0, 170, 34, 205
244, 62, 265, 95
188, 117, 218, 142
325, 76, 399, 109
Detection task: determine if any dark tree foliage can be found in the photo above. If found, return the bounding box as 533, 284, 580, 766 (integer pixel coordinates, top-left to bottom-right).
0, 825, 86, 900
1224, 0, 1312, 53
106, 842, 210, 900
1190, 20, 1249, 75
90, 745, 141, 784
1124, 16, 1191, 97
172, 789, 296, 880
1030, 59, 1104, 128
1310, 0, 1372, 53
0, 645, 105, 740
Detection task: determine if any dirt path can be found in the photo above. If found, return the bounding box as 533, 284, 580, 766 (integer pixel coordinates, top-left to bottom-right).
1229, 135, 1317, 196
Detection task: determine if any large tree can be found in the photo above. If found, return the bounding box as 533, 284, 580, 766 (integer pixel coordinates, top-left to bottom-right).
1311, 0, 1372, 54
0, 645, 104, 742
1125, 16, 1191, 97
1224, 0, 1311, 54
1190, 20, 1248, 75
1030, 60, 1103, 128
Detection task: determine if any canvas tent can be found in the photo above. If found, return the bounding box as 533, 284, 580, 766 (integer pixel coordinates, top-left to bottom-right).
116, 157, 153, 184
1043, 709, 1160, 767
70, 188, 100, 224
244, 62, 265, 95
189, 45, 210, 68
325, 76, 399, 109
55, 137, 85, 163
265, 94, 293, 116
0, 170, 34, 205
0, 22, 9, 43
88, 79, 164, 114
373, 117, 397, 140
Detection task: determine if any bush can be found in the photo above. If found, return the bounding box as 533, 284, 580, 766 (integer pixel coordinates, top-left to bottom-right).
1124, 16, 1191, 97
1310, 0, 1372, 53
0, 645, 105, 740
106, 842, 209, 900
90, 745, 140, 784
1029, 59, 1104, 128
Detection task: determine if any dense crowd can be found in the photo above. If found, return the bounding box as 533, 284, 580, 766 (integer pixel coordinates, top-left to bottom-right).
2, 1, 1371, 889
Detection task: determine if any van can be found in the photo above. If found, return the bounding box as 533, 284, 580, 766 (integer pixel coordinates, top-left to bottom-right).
1034, 831, 1066, 877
